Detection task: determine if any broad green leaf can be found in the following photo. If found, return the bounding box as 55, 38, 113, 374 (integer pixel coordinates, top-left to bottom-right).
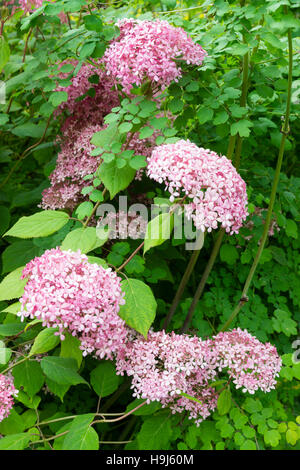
84, 15, 103, 32
230, 119, 253, 138
98, 160, 136, 199
12, 360, 45, 398
264, 429, 281, 447
2, 240, 41, 274
0, 408, 25, 435
41, 356, 88, 386
0, 266, 27, 301
60, 332, 83, 368
0, 346, 12, 364
4, 211, 69, 239
49, 91, 68, 107
0, 323, 24, 336
0, 433, 31, 450
119, 279, 157, 338
197, 108, 213, 124
90, 122, 119, 148
137, 415, 172, 450
144, 212, 174, 254
61, 226, 108, 254
220, 244, 239, 265
62, 414, 99, 450
0, 37, 10, 73
217, 388, 232, 415
45, 379, 70, 402
90, 362, 120, 397
30, 328, 60, 356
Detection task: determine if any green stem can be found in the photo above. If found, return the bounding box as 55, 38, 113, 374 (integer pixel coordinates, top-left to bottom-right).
1, 356, 28, 374
233, 48, 249, 170
180, 229, 225, 333
163, 244, 203, 330
219, 20, 293, 332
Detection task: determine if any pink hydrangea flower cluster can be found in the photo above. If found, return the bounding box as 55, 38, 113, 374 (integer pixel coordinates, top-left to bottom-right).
208, 328, 282, 394
104, 18, 207, 93
116, 330, 219, 424
18, 248, 127, 360
41, 124, 102, 211
19, 0, 43, 12
55, 61, 119, 130
116, 328, 281, 424
147, 139, 248, 234
0, 374, 18, 423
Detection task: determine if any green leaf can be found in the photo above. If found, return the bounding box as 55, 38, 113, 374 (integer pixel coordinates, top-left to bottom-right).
0, 408, 25, 435
62, 414, 99, 450
240, 439, 256, 450
60, 332, 83, 368
75, 201, 94, 220
144, 212, 174, 254
45, 379, 70, 402
90, 122, 119, 148
79, 42, 96, 59
0, 37, 10, 73
2, 241, 41, 274
137, 415, 172, 450
90, 361, 120, 397
0, 323, 24, 336
84, 14, 103, 32
11, 122, 46, 139
217, 389, 232, 415
119, 122, 133, 134
285, 219, 298, 239
197, 108, 213, 124
264, 429, 281, 447
99, 160, 136, 199
30, 328, 60, 355
4, 211, 69, 239
49, 91, 68, 107
220, 244, 239, 265
231, 120, 253, 138
12, 360, 45, 398
139, 127, 154, 139
119, 279, 157, 338
61, 227, 108, 254
0, 266, 27, 301
0, 433, 31, 450
213, 110, 229, 125
41, 356, 88, 386
0, 345, 12, 364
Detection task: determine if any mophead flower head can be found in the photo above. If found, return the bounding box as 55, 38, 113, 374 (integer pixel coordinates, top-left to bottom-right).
104, 18, 207, 93
210, 328, 282, 394
18, 248, 127, 360
116, 330, 219, 424
147, 139, 248, 234
0, 374, 18, 423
